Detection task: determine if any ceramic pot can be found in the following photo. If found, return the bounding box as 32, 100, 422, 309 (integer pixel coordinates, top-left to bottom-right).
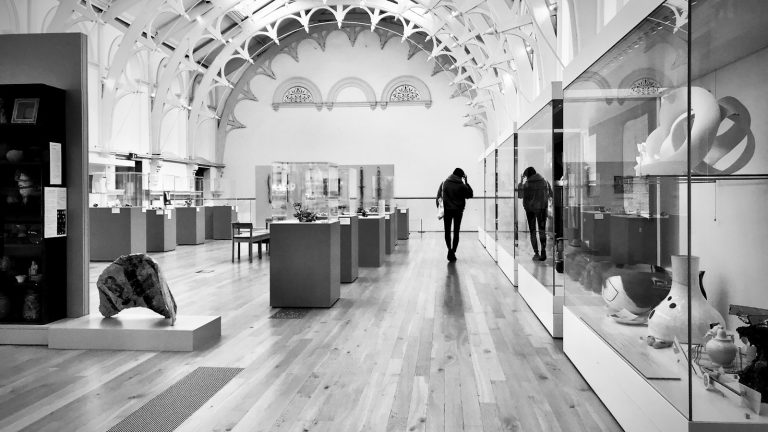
22, 289, 40, 321
6, 149, 23, 163
705, 326, 737, 366
647, 256, 725, 346
602, 265, 671, 317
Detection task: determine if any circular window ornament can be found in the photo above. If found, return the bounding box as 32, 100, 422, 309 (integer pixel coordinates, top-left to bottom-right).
630, 78, 661, 96
390, 84, 421, 102
282, 86, 313, 103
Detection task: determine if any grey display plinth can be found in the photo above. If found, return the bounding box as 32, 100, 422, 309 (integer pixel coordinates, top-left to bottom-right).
384, 212, 396, 254
146, 209, 176, 252
205, 206, 237, 239
176, 207, 205, 245
339, 215, 359, 283
270, 221, 340, 308
358, 215, 385, 267
204, 206, 215, 239
397, 208, 410, 240
90, 207, 146, 261
214, 206, 237, 240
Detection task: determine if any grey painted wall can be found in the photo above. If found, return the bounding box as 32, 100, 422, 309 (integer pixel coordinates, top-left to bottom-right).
0, 33, 90, 317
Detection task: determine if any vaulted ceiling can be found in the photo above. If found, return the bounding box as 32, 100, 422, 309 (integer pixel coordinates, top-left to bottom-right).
48, 0, 562, 160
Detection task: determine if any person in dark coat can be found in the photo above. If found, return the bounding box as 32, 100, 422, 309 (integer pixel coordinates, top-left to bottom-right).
437, 168, 473, 261
518, 166, 552, 261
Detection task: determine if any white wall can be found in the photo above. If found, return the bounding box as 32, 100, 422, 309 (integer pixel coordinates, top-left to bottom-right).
685, 45, 768, 327
223, 30, 484, 227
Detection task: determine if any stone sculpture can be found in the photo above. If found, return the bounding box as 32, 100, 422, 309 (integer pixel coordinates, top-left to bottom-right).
97, 254, 177, 324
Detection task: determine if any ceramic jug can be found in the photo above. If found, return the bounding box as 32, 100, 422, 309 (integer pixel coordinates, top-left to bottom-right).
647, 255, 725, 347
705, 325, 737, 366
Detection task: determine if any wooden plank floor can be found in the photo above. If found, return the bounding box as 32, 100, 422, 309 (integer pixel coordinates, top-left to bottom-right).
0, 234, 622, 432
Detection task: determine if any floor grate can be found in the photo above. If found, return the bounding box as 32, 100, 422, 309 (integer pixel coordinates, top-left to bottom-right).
107, 367, 242, 432
269, 308, 309, 319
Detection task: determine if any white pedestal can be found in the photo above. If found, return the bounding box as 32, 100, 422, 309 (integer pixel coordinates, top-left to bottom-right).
48, 310, 221, 351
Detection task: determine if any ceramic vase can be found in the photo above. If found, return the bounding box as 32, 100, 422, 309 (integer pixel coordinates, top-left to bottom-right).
705, 326, 737, 366
0, 292, 10, 319
647, 256, 725, 346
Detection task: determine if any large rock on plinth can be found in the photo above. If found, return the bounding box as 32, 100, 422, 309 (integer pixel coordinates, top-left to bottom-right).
97, 254, 177, 324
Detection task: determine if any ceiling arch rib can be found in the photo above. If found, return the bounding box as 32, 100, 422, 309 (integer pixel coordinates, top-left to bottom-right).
187, 0, 495, 156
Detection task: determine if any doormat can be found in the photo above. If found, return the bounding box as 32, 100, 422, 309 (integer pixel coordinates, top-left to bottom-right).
107, 367, 242, 432
195, 269, 214, 273
269, 308, 309, 319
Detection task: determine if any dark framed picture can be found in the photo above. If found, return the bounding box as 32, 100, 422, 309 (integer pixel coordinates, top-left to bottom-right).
11, 98, 40, 124
613, 176, 624, 194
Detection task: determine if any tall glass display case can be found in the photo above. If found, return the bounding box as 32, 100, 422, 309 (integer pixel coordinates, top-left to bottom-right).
497, 134, 516, 283
483, 151, 497, 260
0, 84, 67, 324
270, 162, 340, 222
562, 1, 768, 429
516, 94, 563, 337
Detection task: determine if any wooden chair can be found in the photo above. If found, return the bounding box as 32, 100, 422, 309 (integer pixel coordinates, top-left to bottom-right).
232, 222, 270, 262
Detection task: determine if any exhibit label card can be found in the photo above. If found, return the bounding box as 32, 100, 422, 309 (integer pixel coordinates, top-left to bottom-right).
156, 210, 164, 215
44, 187, 67, 238
49, 142, 62, 185
111, 207, 120, 214
340, 218, 350, 225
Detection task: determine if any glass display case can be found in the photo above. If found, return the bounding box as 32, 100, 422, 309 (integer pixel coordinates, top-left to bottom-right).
516, 97, 563, 324
337, 166, 357, 215
270, 162, 340, 222
497, 134, 516, 282
89, 171, 148, 208
562, 0, 768, 428
483, 151, 497, 259
0, 84, 67, 324
147, 174, 203, 208
363, 168, 394, 214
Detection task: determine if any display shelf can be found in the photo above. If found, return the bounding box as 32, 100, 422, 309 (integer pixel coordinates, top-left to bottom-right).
89, 207, 147, 261
0, 84, 67, 325
565, 306, 768, 431
396, 208, 409, 240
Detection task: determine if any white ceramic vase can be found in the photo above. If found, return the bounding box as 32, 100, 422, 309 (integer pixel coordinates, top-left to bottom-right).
647, 256, 725, 346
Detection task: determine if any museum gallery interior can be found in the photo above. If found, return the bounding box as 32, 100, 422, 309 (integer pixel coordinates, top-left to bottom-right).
0, 0, 766, 431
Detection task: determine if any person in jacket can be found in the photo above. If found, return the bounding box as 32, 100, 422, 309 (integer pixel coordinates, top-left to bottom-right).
518, 166, 552, 261
437, 168, 474, 261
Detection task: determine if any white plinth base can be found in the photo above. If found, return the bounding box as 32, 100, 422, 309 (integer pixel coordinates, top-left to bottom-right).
48, 310, 221, 351
517, 265, 562, 338
0, 324, 49, 345
497, 247, 516, 286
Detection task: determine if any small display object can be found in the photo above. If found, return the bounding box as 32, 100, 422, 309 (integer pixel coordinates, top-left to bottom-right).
270, 162, 339, 222
0, 84, 67, 324
561, 1, 768, 429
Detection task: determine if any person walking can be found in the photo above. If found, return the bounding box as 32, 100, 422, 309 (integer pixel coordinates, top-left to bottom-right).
518, 166, 552, 261
437, 168, 473, 262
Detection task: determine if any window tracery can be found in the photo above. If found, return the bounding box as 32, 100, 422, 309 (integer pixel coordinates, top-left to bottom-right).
389, 84, 421, 102
282, 86, 313, 103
